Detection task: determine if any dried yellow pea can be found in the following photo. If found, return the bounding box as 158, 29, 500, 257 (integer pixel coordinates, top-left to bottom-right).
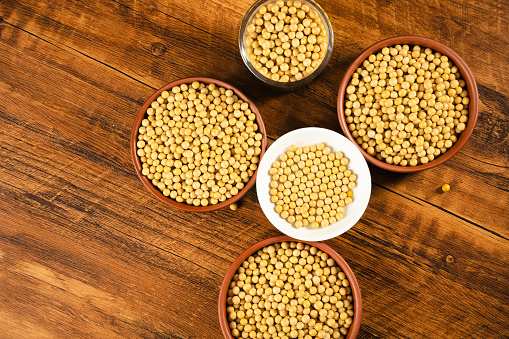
269, 143, 356, 229
137, 82, 263, 206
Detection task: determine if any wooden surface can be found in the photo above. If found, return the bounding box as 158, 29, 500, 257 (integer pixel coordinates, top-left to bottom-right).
0, 0, 508, 338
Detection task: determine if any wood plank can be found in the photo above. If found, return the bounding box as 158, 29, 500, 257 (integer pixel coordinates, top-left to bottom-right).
1, 6, 507, 253
0, 0, 507, 338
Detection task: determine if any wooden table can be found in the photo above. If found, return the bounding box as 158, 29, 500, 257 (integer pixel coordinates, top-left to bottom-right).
1, 0, 508, 338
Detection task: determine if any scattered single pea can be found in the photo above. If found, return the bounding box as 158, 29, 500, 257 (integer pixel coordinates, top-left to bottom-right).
230, 203, 239, 211
442, 183, 450, 192
137, 81, 263, 206
344, 44, 470, 166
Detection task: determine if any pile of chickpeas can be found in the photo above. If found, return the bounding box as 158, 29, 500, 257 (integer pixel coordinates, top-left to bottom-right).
269, 144, 356, 229
136, 81, 263, 206
244, 0, 328, 82
227, 241, 355, 339
344, 45, 470, 166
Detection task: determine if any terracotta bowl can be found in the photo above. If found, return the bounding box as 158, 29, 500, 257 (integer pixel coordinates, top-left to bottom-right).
130, 77, 267, 212
218, 235, 362, 338
337, 36, 479, 172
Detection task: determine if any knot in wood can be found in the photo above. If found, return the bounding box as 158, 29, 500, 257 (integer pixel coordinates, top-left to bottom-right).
151, 42, 166, 56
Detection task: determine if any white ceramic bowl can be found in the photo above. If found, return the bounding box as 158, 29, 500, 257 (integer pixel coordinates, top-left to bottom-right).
256, 127, 371, 241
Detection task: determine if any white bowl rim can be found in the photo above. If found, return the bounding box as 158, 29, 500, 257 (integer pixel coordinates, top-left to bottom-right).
256, 127, 372, 241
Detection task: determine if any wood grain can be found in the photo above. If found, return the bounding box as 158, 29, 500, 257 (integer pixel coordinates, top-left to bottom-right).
0, 0, 508, 338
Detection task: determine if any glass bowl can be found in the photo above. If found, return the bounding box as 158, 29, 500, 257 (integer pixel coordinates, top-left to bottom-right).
239, 0, 334, 91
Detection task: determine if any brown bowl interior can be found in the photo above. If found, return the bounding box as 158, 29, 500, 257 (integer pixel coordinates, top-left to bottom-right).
130, 77, 267, 212
218, 235, 362, 339
337, 36, 479, 173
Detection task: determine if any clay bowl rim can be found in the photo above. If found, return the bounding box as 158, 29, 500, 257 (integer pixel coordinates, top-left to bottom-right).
130, 77, 268, 212
337, 35, 479, 173
218, 235, 362, 339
